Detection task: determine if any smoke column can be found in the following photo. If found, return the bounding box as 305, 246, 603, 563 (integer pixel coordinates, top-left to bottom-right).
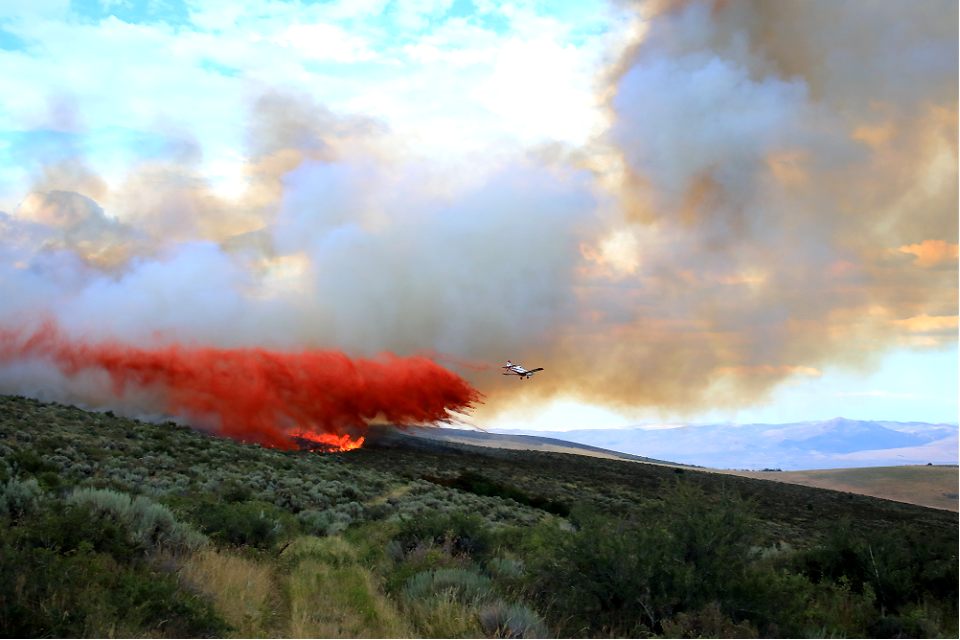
0, 321, 481, 449
0, 1, 955, 424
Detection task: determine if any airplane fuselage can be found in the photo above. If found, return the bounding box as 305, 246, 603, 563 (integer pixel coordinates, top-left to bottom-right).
502, 361, 544, 379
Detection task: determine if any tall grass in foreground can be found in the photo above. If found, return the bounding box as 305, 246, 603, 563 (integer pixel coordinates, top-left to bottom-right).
399, 566, 546, 638
0, 489, 228, 638
180, 548, 280, 637
281, 536, 414, 638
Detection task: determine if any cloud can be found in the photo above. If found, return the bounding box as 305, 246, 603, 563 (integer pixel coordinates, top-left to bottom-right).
893, 314, 959, 334
0, 106, 600, 364
899, 240, 959, 268
0, 0, 955, 425
557, 0, 958, 417
277, 23, 377, 62
716, 366, 822, 378
480, 36, 603, 143
12, 190, 151, 270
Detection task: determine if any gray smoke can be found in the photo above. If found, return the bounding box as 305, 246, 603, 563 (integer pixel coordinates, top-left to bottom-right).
0, 1, 955, 423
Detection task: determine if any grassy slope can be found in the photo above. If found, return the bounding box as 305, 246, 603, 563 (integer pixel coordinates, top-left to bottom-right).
370, 424, 959, 512
717, 466, 959, 512
356, 426, 958, 547
2, 394, 958, 638
0, 395, 549, 638
391, 424, 683, 465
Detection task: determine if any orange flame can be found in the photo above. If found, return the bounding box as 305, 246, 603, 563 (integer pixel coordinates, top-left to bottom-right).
292, 431, 365, 452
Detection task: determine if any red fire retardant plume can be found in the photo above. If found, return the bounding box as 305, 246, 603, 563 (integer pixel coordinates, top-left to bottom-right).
0, 321, 482, 449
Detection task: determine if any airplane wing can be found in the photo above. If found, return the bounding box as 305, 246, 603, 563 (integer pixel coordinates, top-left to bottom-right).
527, 368, 544, 373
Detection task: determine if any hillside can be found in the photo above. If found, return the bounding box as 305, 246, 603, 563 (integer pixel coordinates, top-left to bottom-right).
356, 425, 956, 543
1, 395, 957, 638
389, 425, 958, 512
717, 466, 959, 512
369, 424, 685, 465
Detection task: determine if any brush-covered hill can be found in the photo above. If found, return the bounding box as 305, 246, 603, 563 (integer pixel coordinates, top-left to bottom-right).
1, 394, 957, 638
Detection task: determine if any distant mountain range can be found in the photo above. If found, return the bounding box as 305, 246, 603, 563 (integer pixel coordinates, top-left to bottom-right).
489, 417, 959, 471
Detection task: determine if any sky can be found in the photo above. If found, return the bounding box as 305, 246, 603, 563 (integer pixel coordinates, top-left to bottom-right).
493, 345, 960, 431
0, 0, 957, 431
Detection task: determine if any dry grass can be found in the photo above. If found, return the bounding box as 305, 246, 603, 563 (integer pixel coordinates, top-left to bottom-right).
180, 537, 416, 638
180, 548, 280, 637
283, 536, 414, 639
404, 596, 482, 639
719, 465, 959, 511
366, 484, 412, 507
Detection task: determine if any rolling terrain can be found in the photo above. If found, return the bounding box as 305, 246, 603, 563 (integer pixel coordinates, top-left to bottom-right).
716, 466, 958, 512
357, 425, 957, 542
1, 395, 957, 638
376, 424, 683, 465
388, 425, 959, 512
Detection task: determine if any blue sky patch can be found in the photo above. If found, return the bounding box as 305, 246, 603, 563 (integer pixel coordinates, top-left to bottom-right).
0, 127, 179, 174
198, 59, 241, 78
70, 0, 192, 27
0, 27, 28, 52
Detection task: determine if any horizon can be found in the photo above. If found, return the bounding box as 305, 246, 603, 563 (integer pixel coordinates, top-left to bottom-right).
481, 414, 960, 472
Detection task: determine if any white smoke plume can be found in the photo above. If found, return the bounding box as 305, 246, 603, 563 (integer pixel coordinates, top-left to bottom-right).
0, 0, 956, 424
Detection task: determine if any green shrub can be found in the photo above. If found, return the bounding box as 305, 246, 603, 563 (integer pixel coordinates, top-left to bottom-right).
0, 477, 42, 520
35, 470, 62, 491
66, 487, 207, 552
29, 501, 145, 560
478, 600, 548, 638
383, 537, 466, 597
0, 540, 229, 637
487, 556, 525, 580
298, 508, 350, 537
34, 436, 68, 456
404, 568, 495, 605
757, 573, 878, 638
660, 602, 759, 639
786, 519, 959, 624
221, 478, 253, 503
522, 480, 764, 636
420, 472, 571, 517
109, 566, 229, 636
394, 510, 492, 557
177, 499, 296, 551
8, 449, 59, 476
0, 500, 229, 638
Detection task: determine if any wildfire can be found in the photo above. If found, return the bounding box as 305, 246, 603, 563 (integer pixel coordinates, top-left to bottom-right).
0, 320, 482, 450
292, 431, 365, 452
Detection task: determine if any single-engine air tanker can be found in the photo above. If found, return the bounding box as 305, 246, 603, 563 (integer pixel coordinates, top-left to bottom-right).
502, 361, 544, 380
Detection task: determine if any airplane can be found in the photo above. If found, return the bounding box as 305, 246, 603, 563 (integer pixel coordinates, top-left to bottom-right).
502, 360, 544, 380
